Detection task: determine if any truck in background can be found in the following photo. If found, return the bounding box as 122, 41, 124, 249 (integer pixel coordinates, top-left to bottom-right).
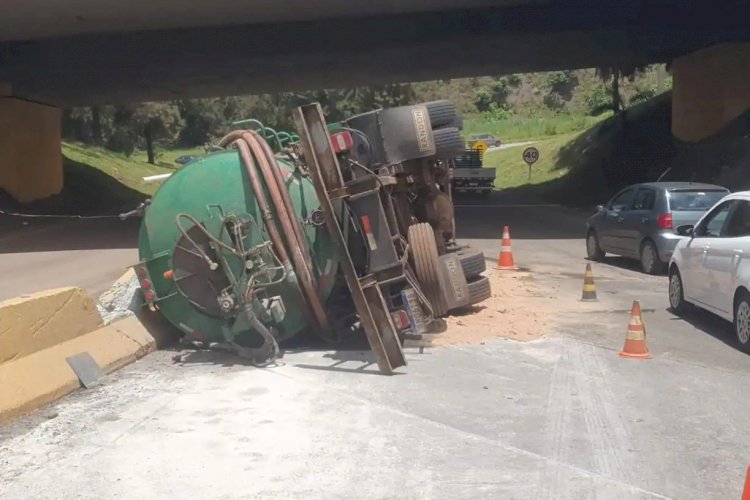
450, 150, 496, 196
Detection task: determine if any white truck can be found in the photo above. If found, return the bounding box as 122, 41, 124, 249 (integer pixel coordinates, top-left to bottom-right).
450, 150, 496, 196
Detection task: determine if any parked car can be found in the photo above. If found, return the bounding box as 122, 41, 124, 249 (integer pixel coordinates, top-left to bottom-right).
467, 133, 501, 149
586, 182, 729, 274
668, 191, 750, 352
175, 155, 199, 165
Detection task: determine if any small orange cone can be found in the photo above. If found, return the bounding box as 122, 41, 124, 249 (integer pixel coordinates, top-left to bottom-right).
619, 300, 651, 359
581, 263, 598, 302
496, 226, 519, 270
742, 466, 750, 500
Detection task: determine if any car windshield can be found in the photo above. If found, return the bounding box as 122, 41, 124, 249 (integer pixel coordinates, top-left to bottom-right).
668, 190, 727, 211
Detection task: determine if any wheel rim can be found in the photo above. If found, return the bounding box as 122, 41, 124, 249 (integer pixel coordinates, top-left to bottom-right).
642, 245, 655, 271
587, 234, 597, 257
737, 302, 750, 345
669, 273, 682, 309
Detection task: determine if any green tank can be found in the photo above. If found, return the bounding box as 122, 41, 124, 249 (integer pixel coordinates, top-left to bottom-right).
135, 149, 339, 349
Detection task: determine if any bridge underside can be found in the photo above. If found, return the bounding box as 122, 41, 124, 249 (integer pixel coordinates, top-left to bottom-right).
2, 1, 750, 106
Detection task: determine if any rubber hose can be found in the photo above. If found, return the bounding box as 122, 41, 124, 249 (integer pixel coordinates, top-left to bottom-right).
250, 130, 314, 269
217, 132, 292, 273
241, 132, 331, 335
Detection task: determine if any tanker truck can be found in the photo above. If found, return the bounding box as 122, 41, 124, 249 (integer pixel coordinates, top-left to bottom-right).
133, 101, 490, 374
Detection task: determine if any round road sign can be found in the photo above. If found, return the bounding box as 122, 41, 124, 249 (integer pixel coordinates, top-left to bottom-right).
522, 146, 539, 165
472, 140, 489, 154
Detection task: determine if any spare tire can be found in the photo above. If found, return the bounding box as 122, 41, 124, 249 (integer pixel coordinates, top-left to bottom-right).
467, 275, 492, 305
454, 247, 486, 278
433, 127, 465, 158
424, 100, 457, 128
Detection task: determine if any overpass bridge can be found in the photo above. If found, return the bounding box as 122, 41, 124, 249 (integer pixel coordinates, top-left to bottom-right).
1, 0, 750, 200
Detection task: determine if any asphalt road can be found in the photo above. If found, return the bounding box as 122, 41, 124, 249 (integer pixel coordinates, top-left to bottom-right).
2, 197, 749, 499
0, 216, 139, 301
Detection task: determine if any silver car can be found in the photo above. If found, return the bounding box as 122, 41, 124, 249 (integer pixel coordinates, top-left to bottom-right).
586, 182, 729, 274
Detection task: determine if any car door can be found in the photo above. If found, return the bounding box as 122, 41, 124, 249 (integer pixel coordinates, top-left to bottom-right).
598, 188, 636, 253
700, 200, 750, 315
685, 200, 736, 310
619, 187, 657, 258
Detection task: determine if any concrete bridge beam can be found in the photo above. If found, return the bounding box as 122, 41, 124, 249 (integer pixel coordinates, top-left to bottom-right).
0, 95, 62, 202
672, 42, 750, 142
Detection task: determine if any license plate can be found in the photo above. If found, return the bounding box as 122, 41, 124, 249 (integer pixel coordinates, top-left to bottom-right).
468, 182, 478, 186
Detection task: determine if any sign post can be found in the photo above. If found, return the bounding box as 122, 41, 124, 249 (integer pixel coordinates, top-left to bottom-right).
522, 146, 539, 181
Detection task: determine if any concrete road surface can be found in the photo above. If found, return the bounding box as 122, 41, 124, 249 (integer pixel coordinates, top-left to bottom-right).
0, 217, 139, 301
2, 196, 749, 499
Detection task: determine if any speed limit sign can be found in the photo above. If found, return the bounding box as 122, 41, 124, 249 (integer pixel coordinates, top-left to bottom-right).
522, 147, 539, 166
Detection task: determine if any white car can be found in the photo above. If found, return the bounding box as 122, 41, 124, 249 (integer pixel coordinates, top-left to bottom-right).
668, 191, 750, 352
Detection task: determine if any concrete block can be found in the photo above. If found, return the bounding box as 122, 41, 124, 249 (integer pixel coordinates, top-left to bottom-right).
0, 317, 157, 422
0, 287, 103, 364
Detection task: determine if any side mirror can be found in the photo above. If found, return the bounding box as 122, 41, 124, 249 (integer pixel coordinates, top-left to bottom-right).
676, 224, 694, 237
595, 205, 604, 212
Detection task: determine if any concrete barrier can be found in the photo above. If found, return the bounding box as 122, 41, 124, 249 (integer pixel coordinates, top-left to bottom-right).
0, 287, 103, 364
0, 287, 161, 422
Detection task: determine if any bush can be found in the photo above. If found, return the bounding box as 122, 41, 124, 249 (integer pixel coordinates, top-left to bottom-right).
629, 86, 658, 106
585, 85, 612, 116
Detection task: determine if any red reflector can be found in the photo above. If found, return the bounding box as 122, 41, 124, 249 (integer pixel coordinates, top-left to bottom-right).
360, 215, 378, 250
135, 267, 147, 278
143, 289, 156, 301
658, 213, 673, 229
390, 310, 409, 331
140, 279, 152, 289
330, 131, 353, 153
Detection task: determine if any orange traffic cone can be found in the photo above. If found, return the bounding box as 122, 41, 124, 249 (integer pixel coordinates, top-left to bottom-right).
619, 300, 651, 359
742, 466, 750, 500
496, 226, 519, 270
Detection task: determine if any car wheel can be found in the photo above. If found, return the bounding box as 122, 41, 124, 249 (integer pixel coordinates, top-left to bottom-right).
734, 291, 750, 353
668, 267, 689, 315
586, 230, 605, 261
640, 240, 665, 275
494, 141, 501, 147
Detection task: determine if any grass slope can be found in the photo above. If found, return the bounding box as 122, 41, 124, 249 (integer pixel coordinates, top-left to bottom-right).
483, 135, 574, 190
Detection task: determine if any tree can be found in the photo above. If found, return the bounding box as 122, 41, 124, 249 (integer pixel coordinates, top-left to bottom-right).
132, 103, 183, 164
595, 65, 648, 114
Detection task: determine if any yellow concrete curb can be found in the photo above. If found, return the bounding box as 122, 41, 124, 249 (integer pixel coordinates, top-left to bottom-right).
0, 287, 103, 364
0, 315, 157, 422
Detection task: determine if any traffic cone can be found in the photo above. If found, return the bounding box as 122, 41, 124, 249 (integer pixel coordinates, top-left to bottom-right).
619, 300, 651, 359
496, 226, 519, 270
743, 466, 750, 500
581, 263, 598, 302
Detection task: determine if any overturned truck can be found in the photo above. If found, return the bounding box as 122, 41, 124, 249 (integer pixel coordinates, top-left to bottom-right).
134, 101, 490, 374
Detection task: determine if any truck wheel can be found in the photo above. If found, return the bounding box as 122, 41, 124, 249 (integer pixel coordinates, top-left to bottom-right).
467, 275, 492, 305
424, 100, 457, 128
454, 247, 486, 278
433, 127, 465, 158
408, 223, 447, 317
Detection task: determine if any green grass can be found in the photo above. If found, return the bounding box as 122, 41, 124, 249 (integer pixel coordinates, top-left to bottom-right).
463, 113, 609, 143
482, 134, 575, 190
62, 142, 177, 197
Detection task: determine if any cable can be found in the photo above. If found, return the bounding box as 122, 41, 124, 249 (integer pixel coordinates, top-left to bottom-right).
0, 210, 123, 219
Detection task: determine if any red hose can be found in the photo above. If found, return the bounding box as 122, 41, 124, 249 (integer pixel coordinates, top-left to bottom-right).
218, 130, 331, 337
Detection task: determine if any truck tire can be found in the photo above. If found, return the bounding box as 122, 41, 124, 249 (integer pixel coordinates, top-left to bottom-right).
424, 100, 457, 128
408, 223, 448, 317
467, 275, 492, 305
454, 247, 486, 278
433, 127, 465, 158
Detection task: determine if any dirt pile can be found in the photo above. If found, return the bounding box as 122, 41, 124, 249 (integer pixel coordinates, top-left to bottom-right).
437, 268, 552, 346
